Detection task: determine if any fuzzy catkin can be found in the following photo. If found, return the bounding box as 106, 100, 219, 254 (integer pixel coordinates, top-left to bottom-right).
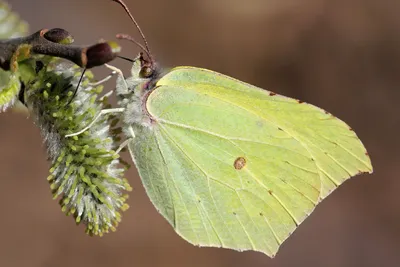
24, 59, 131, 236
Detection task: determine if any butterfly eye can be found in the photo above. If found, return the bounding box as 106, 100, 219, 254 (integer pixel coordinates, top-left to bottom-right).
140, 66, 153, 78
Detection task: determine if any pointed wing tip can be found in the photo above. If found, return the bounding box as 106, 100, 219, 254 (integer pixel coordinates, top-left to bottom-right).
360, 168, 373, 175
366, 158, 374, 174
361, 153, 373, 174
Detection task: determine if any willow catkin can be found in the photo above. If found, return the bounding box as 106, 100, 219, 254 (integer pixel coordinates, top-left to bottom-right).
24, 59, 131, 235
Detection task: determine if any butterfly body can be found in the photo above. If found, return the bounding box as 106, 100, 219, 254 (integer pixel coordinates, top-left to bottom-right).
115, 57, 157, 129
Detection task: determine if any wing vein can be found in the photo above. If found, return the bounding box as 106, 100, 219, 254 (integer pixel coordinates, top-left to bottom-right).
158, 118, 312, 159
158, 125, 233, 246
245, 168, 301, 226
238, 189, 284, 246
236, 191, 272, 252
154, 131, 200, 243
149, 134, 177, 227
315, 131, 371, 171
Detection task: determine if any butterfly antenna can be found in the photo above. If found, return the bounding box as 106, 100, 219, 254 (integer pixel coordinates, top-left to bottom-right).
117, 55, 134, 62
66, 68, 86, 106
111, 0, 152, 61
116, 33, 152, 61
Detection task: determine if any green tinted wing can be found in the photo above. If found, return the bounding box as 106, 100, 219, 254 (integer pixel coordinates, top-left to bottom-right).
156, 67, 372, 198
130, 66, 372, 257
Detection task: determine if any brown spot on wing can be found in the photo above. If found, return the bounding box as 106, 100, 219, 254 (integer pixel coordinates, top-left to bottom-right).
234, 157, 246, 170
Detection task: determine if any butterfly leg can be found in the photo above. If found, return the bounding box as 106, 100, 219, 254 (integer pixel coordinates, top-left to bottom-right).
65, 107, 125, 137
90, 64, 127, 101
89, 70, 117, 87
99, 89, 114, 101
115, 125, 136, 153
115, 138, 132, 154
90, 69, 118, 101
104, 63, 130, 93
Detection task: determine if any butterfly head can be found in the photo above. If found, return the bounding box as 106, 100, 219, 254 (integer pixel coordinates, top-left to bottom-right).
116, 50, 160, 94
131, 49, 157, 80
139, 55, 155, 79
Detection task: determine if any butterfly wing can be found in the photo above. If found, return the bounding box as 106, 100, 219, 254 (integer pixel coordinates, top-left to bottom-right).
129, 67, 372, 257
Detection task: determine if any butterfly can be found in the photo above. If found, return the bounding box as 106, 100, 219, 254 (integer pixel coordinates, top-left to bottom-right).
67, 0, 373, 257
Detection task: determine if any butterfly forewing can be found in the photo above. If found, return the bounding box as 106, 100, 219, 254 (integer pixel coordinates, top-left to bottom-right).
155, 67, 372, 198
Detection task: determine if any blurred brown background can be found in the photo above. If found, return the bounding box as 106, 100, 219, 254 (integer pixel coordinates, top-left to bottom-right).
0, 0, 399, 266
